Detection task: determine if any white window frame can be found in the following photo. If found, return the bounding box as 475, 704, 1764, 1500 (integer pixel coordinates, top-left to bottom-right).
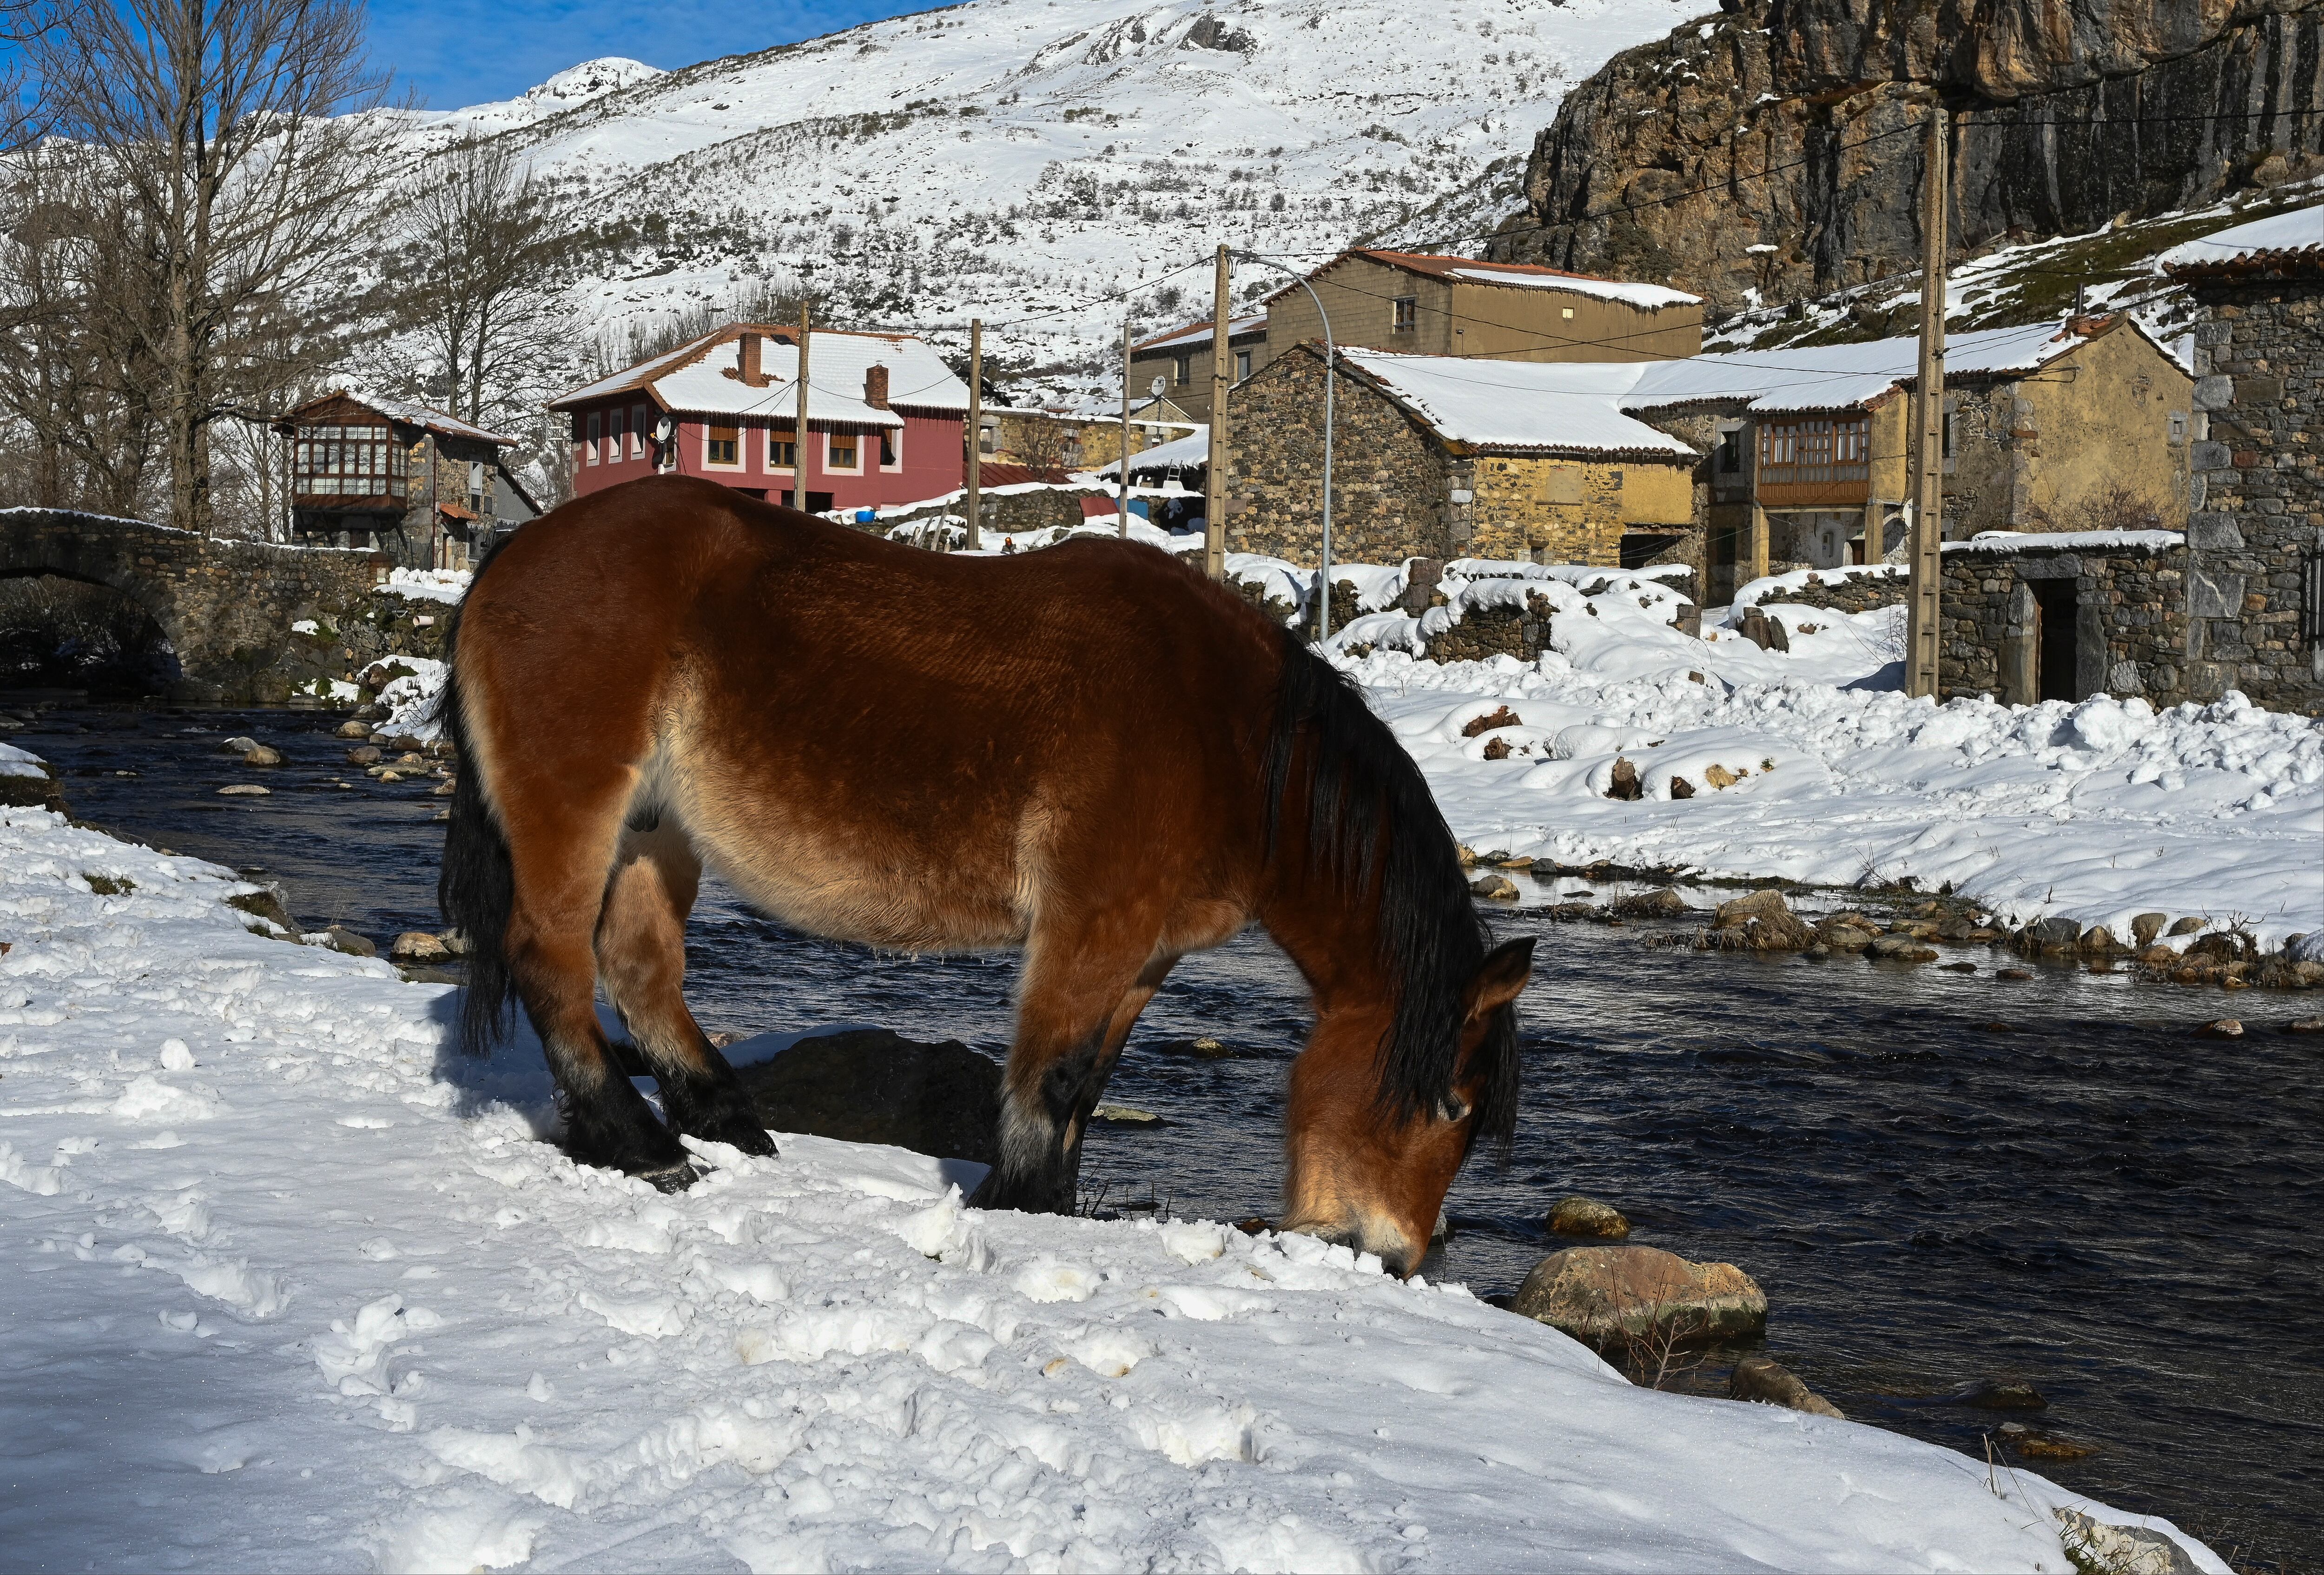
767, 424, 799, 473
586, 411, 601, 465
824, 430, 863, 475
1234, 351, 1252, 380
704, 423, 742, 470
631, 404, 649, 459
879, 424, 902, 472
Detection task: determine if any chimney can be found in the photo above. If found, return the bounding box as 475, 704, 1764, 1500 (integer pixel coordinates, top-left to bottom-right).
739, 332, 763, 386
864, 363, 890, 410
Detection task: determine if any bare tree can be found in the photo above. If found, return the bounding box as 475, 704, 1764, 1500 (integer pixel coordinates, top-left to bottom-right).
387, 136, 569, 432
30, 0, 388, 534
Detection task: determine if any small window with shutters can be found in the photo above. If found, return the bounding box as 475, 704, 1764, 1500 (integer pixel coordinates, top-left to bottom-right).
1393, 297, 1417, 333
706, 424, 739, 467
828, 431, 858, 471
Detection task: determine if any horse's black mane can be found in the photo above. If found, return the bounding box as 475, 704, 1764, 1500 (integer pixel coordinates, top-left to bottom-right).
1261, 630, 1519, 1155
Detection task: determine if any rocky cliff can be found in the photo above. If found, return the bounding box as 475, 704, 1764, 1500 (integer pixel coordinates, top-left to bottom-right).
1492, 0, 2324, 316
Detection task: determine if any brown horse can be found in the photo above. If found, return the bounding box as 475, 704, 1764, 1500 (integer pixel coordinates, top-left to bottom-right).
437, 476, 1530, 1276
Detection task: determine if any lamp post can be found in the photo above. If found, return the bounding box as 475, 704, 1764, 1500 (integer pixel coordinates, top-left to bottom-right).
1236, 251, 1335, 642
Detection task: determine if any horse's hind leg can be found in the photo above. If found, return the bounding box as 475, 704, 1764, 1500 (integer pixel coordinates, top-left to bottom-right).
975, 941, 1175, 1215
500, 777, 694, 1185
595, 818, 775, 1158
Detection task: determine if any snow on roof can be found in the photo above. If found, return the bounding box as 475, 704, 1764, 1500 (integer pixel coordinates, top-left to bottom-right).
2159, 203, 2324, 271
1109, 428, 1211, 476
1338, 348, 1699, 456
1441, 265, 1700, 311
282, 390, 516, 446
1131, 314, 1268, 354
555, 325, 971, 425
1620, 319, 2108, 414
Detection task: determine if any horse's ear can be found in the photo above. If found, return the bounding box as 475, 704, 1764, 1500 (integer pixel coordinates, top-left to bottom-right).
1463, 937, 1534, 1024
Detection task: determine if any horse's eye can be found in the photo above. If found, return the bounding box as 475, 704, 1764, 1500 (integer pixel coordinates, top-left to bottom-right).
1437, 1096, 1472, 1123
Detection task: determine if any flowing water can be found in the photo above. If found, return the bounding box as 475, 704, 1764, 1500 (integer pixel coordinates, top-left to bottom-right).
16, 701, 2322, 1572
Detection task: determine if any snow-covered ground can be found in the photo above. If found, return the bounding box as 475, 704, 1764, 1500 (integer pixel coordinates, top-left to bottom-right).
0, 805, 2229, 1572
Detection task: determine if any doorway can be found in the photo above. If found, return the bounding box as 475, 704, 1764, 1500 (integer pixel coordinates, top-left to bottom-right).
2032, 576, 2078, 702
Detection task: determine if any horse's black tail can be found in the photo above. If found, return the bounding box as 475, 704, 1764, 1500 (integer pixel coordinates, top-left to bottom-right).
434, 539, 518, 1059
1261, 629, 1518, 1158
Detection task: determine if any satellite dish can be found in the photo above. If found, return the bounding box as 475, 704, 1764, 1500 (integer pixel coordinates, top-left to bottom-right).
1149, 376, 1166, 397
654, 415, 675, 443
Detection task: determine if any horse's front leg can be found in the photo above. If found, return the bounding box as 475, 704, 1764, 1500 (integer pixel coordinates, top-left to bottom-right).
973, 948, 1173, 1214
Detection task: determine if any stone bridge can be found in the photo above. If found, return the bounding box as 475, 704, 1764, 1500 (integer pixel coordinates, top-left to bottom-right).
0, 507, 431, 703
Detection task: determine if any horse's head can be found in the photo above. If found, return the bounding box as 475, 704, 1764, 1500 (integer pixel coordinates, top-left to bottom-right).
1281, 937, 1532, 1277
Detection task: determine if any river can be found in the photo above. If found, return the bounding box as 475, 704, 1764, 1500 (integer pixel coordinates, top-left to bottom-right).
14, 700, 2320, 1572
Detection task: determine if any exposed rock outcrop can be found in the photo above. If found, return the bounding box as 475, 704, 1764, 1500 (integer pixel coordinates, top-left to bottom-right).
1493, 0, 2324, 316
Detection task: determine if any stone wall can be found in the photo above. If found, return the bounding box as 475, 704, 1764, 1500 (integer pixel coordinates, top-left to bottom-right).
1468, 457, 1630, 565
1763, 568, 1909, 615
0, 508, 402, 703
2182, 276, 2324, 716
1937, 539, 2192, 705
1227, 346, 1460, 566
869, 483, 1119, 544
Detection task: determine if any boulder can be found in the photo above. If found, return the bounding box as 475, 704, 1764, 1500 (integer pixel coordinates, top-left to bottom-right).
1546, 1195, 1631, 1240
732, 1027, 1000, 1165
320, 926, 376, 958
2197, 1018, 2243, 1038
2168, 916, 2207, 936
217, 784, 270, 796
1614, 887, 1687, 919
2131, 913, 2168, 947
220, 735, 259, 754
1816, 918, 1878, 951
1471, 873, 1519, 901
1866, 934, 1939, 963
1154, 1036, 1237, 1059
1706, 889, 1814, 952
1606, 756, 1642, 800
2055, 1509, 2199, 1575
224, 887, 297, 933
1728, 1355, 1843, 1418
1511, 1244, 1767, 1348
1944, 1378, 2047, 1410
345, 746, 382, 765
390, 931, 450, 964
241, 744, 283, 767
2078, 925, 2119, 956
2287, 1017, 2323, 1034
2026, 916, 2083, 952
335, 720, 370, 739
1091, 1103, 1163, 1127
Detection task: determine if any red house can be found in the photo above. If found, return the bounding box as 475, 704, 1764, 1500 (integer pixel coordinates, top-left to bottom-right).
550, 322, 972, 514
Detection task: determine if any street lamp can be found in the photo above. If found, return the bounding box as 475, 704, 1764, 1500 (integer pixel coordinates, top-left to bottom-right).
1235, 251, 1336, 642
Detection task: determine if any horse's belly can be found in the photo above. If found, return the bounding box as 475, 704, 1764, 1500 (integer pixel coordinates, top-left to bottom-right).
699, 833, 1028, 953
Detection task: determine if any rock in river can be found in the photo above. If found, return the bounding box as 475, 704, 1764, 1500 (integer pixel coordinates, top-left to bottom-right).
732, 1027, 1000, 1165
1511, 1244, 1767, 1348
1546, 1195, 1631, 1240
1728, 1354, 1843, 1418
1703, 889, 1814, 952
390, 931, 450, 964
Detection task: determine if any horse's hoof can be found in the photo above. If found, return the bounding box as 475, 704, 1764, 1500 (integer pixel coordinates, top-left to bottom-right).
636, 1161, 701, 1194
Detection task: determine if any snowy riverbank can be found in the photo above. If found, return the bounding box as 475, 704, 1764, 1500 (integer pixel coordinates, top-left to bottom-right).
0, 803, 2231, 1572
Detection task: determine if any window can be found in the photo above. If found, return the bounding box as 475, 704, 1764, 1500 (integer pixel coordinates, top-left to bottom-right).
1716, 428, 1742, 474
606, 407, 625, 461
768, 423, 797, 470
879, 428, 899, 468
1392, 296, 1417, 333
468, 460, 486, 512
977, 417, 997, 455
587, 412, 602, 464
828, 431, 858, 470
707, 424, 739, 467
632, 404, 649, 458
293, 422, 401, 498
1561, 306, 1574, 320
2169, 411, 2188, 444
1061, 429, 1082, 466
1941, 410, 1957, 459
1174, 354, 1190, 385
1757, 417, 1870, 486
1235, 350, 1252, 380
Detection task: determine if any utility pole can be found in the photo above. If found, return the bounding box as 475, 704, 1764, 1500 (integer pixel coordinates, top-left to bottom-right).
964, 318, 983, 551
1204, 244, 1230, 580
1905, 102, 1948, 701
1120, 318, 1134, 537
793, 304, 813, 516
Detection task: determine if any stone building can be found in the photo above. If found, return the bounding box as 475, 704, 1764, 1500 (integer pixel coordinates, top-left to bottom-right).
977, 395, 1197, 473
1261, 249, 1702, 370
1617, 317, 2195, 604
1222, 344, 1698, 567
273, 393, 540, 569
1129, 314, 1268, 422
2162, 205, 2324, 714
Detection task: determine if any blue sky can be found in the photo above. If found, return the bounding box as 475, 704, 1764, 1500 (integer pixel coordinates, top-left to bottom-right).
371, 0, 934, 107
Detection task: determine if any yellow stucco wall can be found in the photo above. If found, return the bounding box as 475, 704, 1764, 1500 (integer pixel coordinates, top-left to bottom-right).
2014, 324, 2194, 529
1465, 454, 1695, 564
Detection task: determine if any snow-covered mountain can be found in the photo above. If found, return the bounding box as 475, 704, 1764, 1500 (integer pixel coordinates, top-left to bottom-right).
373, 0, 1703, 401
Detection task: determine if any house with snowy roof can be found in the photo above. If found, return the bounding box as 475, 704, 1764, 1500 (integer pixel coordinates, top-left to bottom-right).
1615, 315, 2194, 602
551, 323, 971, 516
1129, 314, 1268, 423
1222, 343, 1702, 569
271, 392, 540, 570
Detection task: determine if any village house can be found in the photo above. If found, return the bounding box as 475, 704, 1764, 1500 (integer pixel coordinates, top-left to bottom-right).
551, 323, 971, 514
977, 393, 1199, 474
1129, 314, 1268, 422
1263, 249, 1703, 370
2152, 206, 2324, 713
272, 392, 539, 569
1222, 344, 1699, 567
1614, 316, 2196, 604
